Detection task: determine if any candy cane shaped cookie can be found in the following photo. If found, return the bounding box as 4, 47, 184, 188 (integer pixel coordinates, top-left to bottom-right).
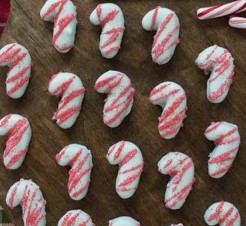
40, 0, 77, 53
197, 0, 246, 20
0, 114, 31, 170
109, 216, 140, 226
0, 43, 31, 98
158, 152, 195, 210
56, 144, 93, 200
106, 141, 144, 199
205, 121, 240, 178
195, 45, 235, 103
6, 179, 46, 226
58, 210, 95, 226
94, 70, 135, 128
90, 3, 125, 58
229, 16, 246, 29
48, 72, 85, 129
171, 224, 183, 226
142, 6, 180, 65
150, 82, 187, 139
204, 201, 241, 226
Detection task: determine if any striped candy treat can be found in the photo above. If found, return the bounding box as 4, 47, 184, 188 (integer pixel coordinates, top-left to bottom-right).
171, 224, 183, 226
229, 16, 246, 30
48, 72, 85, 129
204, 121, 240, 179
90, 3, 125, 58
158, 152, 195, 210
106, 141, 144, 199
56, 144, 93, 200
109, 216, 140, 226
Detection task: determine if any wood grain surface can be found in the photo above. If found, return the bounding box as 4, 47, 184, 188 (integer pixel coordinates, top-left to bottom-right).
0, 0, 246, 225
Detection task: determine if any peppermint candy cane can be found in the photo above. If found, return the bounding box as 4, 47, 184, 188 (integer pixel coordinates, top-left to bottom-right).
106, 141, 144, 199
0, 43, 31, 99
6, 179, 46, 226
56, 144, 93, 200
142, 6, 180, 65
94, 70, 135, 128
58, 210, 95, 226
40, 0, 77, 53
48, 72, 85, 129
195, 45, 235, 103
204, 201, 241, 226
204, 121, 240, 178
150, 81, 187, 139
0, 114, 31, 170
90, 3, 125, 58
158, 152, 195, 210
197, 0, 246, 20
109, 216, 140, 226
229, 16, 246, 29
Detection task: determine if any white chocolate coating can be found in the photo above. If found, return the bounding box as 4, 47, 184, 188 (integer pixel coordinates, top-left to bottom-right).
109, 216, 140, 226
229, 16, 246, 29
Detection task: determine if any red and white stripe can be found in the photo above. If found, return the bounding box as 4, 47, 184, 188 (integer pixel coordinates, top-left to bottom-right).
142, 6, 180, 65
204, 201, 241, 226
58, 210, 95, 226
195, 45, 235, 103
48, 72, 85, 129
150, 81, 187, 139
109, 216, 140, 226
204, 121, 240, 179
90, 3, 125, 59
56, 144, 93, 200
6, 179, 46, 226
229, 16, 246, 29
158, 152, 195, 210
106, 141, 144, 199
40, 0, 77, 53
94, 70, 135, 128
0, 114, 31, 170
0, 43, 31, 99
197, 0, 246, 20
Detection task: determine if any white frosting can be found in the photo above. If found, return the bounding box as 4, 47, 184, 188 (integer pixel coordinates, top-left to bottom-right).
0, 43, 31, 98
48, 72, 85, 129
90, 3, 125, 58
171, 224, 183, 226
142, 6, 180, 65
106, 141, 144, 199
40, 0, 77, 53
56, 144, 93, 200
229, 16, 246, 29
109, 216, 140, 226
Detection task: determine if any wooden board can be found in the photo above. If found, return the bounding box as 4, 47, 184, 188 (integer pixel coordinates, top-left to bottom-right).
0, 0, 246, 225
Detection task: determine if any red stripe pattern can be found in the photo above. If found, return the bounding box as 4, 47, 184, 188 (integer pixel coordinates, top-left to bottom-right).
40, 0, 77, 53
150, 81, 187, 139
48, 72, 85, 129
109, 216, 140, 226
142, 6, 180, 65
0, 43, 31, 99
58, 209, 95, 226
204, 121, 240, 178
229, 16, 246, 30
204, 201, 241, 226
94, 70, 135, 128
56, 144, 93, 200
195, 45, 235, 103
0, 114, 31, 170
106, 141, 144, 199
6, 179, 46, 226
90, 3, 125, 59
157, 152, 195, 210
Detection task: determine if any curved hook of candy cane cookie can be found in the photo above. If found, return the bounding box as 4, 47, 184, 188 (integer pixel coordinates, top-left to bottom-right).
142, 6, 180, 65
106, 141, 144, 199
48, 72, 85, 129
229, 16, 246, 30
94, 70, 135, 128
40, 0, 77, 53
109, 216, 140, 226
6, 179, 46, 226
149, 81, 187, 139
204, 201, 241, 226
0, 114, 32, 170
90, 3, 125, 58
204, 121, 240, 178
195, 45, 235, 103
158, 152, 195, 210
56, 144, 93, 200
0, 43, 31, 99
58, 209, 95, 226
